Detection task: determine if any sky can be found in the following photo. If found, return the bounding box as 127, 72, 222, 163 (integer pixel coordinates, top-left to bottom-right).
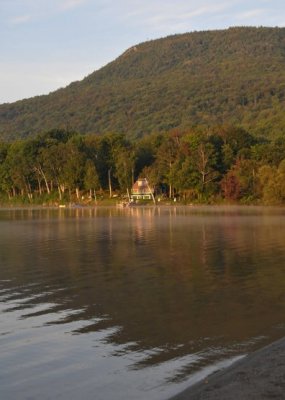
0, 0, 284, 104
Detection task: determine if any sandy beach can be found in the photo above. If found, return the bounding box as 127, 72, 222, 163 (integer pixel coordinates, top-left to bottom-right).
169, 337, 285, 400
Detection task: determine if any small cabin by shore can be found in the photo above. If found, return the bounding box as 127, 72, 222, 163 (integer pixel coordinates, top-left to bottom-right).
131, 178, 154, 201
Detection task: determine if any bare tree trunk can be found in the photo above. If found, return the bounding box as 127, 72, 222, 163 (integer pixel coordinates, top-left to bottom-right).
28, 182, 33, 200
201, 171, 206, 191
37, 176, 42, 195
169, 160, 173, 198
108, 168, 112, 198
58, 186, 62, 201
126, 187, 131, 202
42, 172, 50, 194
132, 168, 134, 185
24, 180, 33, 201
169, 183, 172, 199
75, 187, 80, 200
146, 181, 156, 205
38, 166, 50, 194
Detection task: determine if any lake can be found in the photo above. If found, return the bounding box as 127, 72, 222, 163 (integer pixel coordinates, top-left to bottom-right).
1, 206, 285, 399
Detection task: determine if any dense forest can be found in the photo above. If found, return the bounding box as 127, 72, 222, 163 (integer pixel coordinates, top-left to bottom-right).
1, 27, 285, 140
1, 126, 285, 205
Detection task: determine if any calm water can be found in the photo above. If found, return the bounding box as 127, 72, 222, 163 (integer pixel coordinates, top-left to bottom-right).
1, 206, 285, 400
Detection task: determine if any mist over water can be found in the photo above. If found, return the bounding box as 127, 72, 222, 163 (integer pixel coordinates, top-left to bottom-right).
1, 206, 285, 399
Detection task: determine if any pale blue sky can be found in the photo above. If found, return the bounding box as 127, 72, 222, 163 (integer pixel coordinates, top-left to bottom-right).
1, 0, 284, 104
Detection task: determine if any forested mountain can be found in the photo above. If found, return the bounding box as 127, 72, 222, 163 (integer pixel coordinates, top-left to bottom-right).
1, 26, 285, 140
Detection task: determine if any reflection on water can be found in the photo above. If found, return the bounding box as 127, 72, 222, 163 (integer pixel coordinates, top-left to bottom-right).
1, 206, 285, 400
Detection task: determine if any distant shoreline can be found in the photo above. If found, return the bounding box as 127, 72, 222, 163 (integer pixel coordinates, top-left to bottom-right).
1, 203, 285, 210
168, 336, 285, 400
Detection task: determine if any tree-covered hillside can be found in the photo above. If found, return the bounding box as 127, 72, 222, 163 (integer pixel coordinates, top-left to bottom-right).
1, 27, 285, 140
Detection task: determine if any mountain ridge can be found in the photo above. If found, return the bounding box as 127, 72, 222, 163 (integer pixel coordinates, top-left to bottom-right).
1, 26, 285, 140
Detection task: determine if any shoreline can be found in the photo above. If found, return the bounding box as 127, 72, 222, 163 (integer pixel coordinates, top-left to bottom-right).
169, 336, 285, 400
1, 202, 285, 209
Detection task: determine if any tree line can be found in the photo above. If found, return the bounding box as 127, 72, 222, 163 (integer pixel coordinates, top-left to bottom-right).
1, 126, 285, 205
